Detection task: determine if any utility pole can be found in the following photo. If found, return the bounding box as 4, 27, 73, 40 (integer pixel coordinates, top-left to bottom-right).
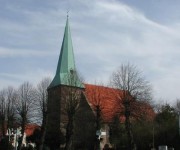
178, 111, 180, 136
151, 125, 155, 150
153, 126, 155, 149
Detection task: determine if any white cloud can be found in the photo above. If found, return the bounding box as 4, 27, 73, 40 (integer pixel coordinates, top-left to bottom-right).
1, 0, 180, 104
0, 70, 53, 89
0, 47, 56, 58
72, 0, 180, 103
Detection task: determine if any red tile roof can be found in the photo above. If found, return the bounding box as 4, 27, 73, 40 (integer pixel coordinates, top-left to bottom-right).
25, 124, 40, 137
85, 84, 155, 122
85, 84, 123, 122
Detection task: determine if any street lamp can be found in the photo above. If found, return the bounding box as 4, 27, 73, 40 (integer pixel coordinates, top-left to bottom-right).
96, 130, 101, 150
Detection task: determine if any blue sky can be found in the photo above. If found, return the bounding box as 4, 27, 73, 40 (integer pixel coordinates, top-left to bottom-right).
1, 0, 180, 104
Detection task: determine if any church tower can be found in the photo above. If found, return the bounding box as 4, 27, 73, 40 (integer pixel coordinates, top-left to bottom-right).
45, 17, 96, 149
48, 16, 84, 89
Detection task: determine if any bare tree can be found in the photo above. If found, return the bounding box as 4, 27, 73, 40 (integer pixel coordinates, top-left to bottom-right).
6, 87, 17, 129
85, 83, 104, 128
0, 89, 6, 137
15, 82, 35, 150
0, 87, 17, 137
175, 99, 180, 112
85, 83, 105, 149
110, 63, 152, 150
63, 70, 83, 150
175, 99, 180, 136
35, 77, 51, 150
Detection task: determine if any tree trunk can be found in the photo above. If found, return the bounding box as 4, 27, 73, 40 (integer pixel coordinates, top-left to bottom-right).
95, 106, 101, 150
1, 117, 6, 137
39, 114, 47, 150
65, 116, 74, 150
125, 116, 135, 150
124, 100, 136, 150
18, 120, 25, 150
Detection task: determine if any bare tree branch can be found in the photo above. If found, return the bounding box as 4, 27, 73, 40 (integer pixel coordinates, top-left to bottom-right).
15, 81, 36, 149
110, 63, 152, 150
0, 87, 17, 137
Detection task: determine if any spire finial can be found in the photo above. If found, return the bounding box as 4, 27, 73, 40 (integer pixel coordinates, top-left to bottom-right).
67, 10, 69, 19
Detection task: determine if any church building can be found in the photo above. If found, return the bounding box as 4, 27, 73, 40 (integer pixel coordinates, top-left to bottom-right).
45, 16, 155, 150
45, 16, 96, 149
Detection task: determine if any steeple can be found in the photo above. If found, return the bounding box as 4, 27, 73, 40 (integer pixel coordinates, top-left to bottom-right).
49, 17, 84, 89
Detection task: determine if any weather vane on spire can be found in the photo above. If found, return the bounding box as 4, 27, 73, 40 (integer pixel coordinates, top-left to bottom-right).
67, 10, 69, 18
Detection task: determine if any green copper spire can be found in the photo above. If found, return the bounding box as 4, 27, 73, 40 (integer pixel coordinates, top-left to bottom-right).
49, 17, 84, 89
